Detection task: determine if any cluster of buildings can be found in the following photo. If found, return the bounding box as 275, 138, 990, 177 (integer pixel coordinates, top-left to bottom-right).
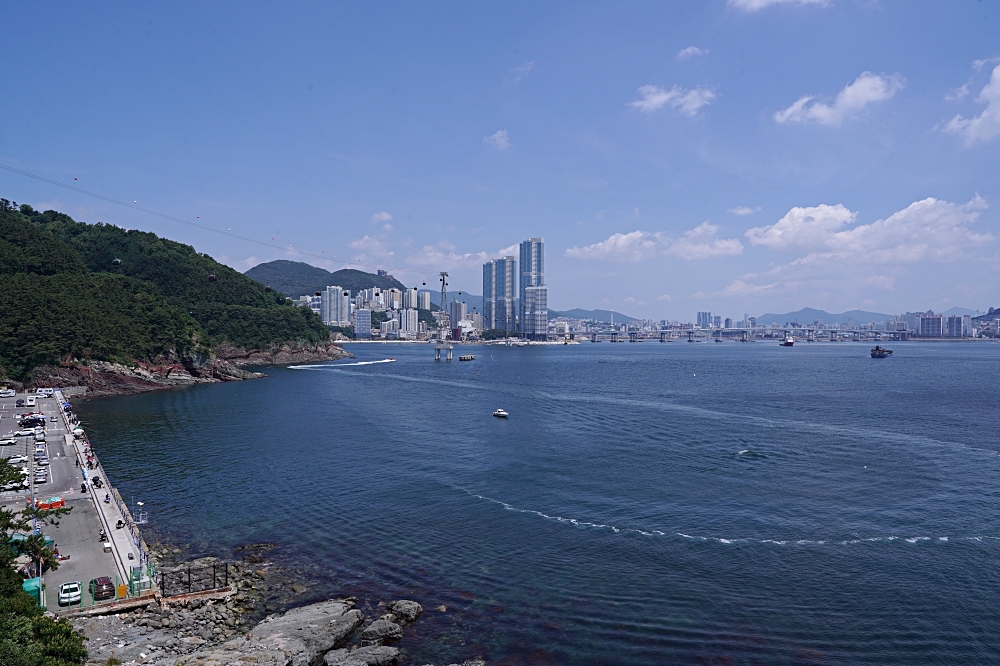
291, 236, 550, 341
689, 310, 978, 338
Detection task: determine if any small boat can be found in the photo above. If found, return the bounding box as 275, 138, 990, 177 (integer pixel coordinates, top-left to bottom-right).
871, 345, 893, 358
493, 409, 508, 418
779, 333, 794, 347
459, 354, 475, 361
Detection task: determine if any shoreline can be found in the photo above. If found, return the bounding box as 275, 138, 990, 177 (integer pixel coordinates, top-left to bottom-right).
8, 341, 352, 399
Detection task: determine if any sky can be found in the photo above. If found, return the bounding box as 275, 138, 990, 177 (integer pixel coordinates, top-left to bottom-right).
2, 0, 999, 320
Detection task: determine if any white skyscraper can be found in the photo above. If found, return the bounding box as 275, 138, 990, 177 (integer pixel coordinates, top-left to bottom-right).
417, 290, 432, 310
321, 286, 352, 326
522, 286, 548, 340
483, 256, 516, 332
399, 309, 419, 337
519, 238, 546, 340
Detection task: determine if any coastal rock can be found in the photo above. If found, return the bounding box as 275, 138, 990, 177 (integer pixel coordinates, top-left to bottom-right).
215, 340, 352, 366
248, 602, 364, 665
387, 600, 422, 623
360, 618, 403, 646
325, 645, 401, 666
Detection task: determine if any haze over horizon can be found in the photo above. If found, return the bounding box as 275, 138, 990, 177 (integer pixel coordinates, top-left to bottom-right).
2, 1, 998, 320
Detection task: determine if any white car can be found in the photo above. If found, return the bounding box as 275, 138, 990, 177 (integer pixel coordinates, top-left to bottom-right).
36, 457, 50, 466
14, 429, 34, 437
0, 438, 15, 446
58, 581, 82, 606
5, 455, 27, 464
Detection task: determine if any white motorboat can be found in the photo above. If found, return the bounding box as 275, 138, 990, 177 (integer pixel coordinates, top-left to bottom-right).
493, 409, 509, 418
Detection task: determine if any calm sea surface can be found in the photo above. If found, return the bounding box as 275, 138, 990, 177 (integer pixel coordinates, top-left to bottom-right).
77, 341, 1000, 664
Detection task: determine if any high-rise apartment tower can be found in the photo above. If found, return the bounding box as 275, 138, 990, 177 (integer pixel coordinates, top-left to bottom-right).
483, 256, 517, 333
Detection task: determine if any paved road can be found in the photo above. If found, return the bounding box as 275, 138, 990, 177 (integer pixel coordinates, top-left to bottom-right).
1, 392, 121, 609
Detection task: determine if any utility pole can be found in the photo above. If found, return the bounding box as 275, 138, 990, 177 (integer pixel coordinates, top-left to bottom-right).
439, 272, 449, 333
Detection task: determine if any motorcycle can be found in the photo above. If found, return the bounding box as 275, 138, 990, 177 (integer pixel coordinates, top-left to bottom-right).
99, 529, 107, 542
104, 494, 110, 504
80, 483, 87, 493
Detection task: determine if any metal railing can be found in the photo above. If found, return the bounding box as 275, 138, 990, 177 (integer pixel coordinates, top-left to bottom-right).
159, 561, 230, 597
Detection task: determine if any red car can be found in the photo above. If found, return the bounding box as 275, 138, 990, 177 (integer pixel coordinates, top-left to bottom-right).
89, 576, 115, 601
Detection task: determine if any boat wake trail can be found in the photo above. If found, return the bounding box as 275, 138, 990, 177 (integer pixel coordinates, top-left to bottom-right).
289, 359, 396, 369
453, 486, 998, 547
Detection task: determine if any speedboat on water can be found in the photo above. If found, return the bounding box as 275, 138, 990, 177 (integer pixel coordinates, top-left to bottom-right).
871, 345, 893, 358
779, 333, 795, 347
493, 409, 508, 418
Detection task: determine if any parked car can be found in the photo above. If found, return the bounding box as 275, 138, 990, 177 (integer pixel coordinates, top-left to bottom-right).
58, 581, 82, 606
5, 455, 27, 464
0, 438, 15, 446
89, 577, 116, 601
14, 429, 34, 437
36, 457, 50, 466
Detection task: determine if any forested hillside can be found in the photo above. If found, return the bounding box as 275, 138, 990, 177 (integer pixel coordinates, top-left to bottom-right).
245, 260, 407, 297
0, 201, 329, 379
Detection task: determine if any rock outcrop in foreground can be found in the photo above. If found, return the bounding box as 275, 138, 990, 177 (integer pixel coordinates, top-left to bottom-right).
75, 596, 483, 666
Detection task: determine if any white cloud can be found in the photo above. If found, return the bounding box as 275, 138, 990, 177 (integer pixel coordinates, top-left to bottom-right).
943, 64, 1000, 145
371, 211, 392, 224
406, 242, 489, 270
565, 223, 743, 262
496, 243, 519, 258
349, 235, 395, 263
484, 130, 512, 150
728, 205, 761, 216
666, 222, 744, 260
746, 196, 991, 263
729, 0, 828, 11
657, 293, 673, 302
774, 72, 906, 125
974, 57, 1000, 72
565, 230, 662, 262
745, 204, 856, 248
719, 279, 777, 297
677, 46, 708, 60
630, 84, 716, 116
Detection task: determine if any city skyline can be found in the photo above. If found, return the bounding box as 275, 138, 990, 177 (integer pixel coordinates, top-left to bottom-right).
2, 3, 998, 320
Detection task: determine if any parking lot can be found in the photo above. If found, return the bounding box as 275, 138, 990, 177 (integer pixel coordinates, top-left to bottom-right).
1, 391, 131, 609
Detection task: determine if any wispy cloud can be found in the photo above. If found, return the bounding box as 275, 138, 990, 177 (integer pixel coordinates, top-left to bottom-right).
774, 72, 906, 125
630, 85, 717, 116
511, 61, 535, 82
728, 206, 761, 216
565, 223, 743, 262
371, 211, 392, 224
676, 46, 708, 60
484, 129, 512, 150
406, 241, 489, 269
729, 0, 829, 11
942, 64, 1000, 145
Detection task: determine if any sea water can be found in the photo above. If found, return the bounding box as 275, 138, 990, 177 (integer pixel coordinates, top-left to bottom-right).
77, 341, 1000, 664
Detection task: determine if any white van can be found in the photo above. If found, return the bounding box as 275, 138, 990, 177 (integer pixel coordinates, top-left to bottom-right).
25, 396, 36, 408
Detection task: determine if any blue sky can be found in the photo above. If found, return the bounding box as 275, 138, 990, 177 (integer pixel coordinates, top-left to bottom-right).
2, 1, 999, 320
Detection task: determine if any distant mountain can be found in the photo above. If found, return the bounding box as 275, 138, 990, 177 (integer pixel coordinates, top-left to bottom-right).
551, 308, 639, 323
244, 260, 406, 297
756, 306, 979, 326
755, 308, 892, 326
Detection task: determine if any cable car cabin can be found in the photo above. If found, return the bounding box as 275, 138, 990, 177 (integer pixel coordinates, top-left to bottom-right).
265, 285, 272, 292
111, 258, 123, 266
208, 274, 217, 282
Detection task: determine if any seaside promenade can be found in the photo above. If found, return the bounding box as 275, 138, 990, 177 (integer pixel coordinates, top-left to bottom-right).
0, 389, 156, 612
